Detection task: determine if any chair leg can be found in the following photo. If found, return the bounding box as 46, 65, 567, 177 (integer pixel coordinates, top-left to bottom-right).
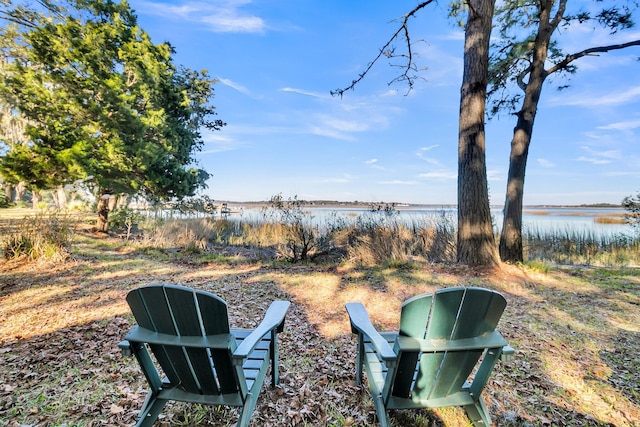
372, 395, 391, 427
463, 397, 491, 427
136, 392, 168, 427
236, 392, 259, 427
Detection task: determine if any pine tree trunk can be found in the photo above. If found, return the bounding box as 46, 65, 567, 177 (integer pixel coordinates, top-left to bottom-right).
499, 116, 532, 263
457, 0, 499, 266
2, 183, 11, 203
96, 192, 111, 233
499, 14, 551, 263
31, 189, 41, 209
15, 182, 26, 203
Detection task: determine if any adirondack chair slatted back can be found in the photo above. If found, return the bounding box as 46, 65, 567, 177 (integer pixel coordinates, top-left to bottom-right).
393, 287, 506, 400
126, 284, 239, 396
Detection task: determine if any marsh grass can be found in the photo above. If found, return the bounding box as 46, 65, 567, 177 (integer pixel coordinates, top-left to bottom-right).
0, 210, 74, 261
524, 226, 640, 266
2, 206, 639, 267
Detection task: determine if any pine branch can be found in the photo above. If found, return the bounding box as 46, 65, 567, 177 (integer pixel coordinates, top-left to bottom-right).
546, 39, 640, 75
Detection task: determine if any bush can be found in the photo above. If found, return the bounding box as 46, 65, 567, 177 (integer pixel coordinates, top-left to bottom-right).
2, 211, 73, 261
109, 207, 145, 239
622, 192, 640, 229
269, 194, 318, 262
0, 188, 9, 208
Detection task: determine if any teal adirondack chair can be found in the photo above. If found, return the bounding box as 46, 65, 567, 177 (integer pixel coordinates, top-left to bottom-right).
345, 287, 514, 427
119, 283, 290, 427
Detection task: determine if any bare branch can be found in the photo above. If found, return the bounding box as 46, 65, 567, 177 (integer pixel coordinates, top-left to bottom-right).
546, 39, 640, 75
331, 1, 435, 97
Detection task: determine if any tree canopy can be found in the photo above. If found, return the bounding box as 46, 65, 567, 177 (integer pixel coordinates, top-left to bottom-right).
0, 0, 224, 205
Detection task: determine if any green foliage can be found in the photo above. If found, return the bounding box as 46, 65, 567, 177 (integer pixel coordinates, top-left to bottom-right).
488, 0, 639, 117
108, 207, 144, 239
1, 211, 73, 260
0, 187, 9, 207
622, 191, 640, 228
0, 0, 223, 204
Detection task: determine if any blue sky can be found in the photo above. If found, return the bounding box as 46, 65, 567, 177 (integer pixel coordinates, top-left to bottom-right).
129, 0, 640, 206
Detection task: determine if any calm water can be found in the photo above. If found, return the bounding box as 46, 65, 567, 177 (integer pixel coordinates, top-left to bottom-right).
236, 205, 635, 237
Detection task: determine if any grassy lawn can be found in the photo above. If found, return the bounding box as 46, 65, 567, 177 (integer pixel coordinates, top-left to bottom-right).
1, 223, 639, 425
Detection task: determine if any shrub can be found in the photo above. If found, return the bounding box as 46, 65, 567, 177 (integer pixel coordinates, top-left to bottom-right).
0, 188, 9, 208
2, 211, 73, 261
622, 191, 640, 229
109, 207, 145, 239
269, 194, 318, 262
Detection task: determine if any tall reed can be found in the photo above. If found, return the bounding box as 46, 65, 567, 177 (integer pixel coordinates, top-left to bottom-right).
1, 210, 74, 261
134, 208, 640, 267
524, 226, 640, 266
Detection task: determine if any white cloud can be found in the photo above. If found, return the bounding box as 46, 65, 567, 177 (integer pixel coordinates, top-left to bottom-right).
416, 145, 442, 165
597, 119, 640, 131
309, 126, 357, 141
537, 158, 556, 168
319, 177, 351, 183
200, 132, 245, 154
315, 115, 370, 133
576, 156, 612, 165
549, 86, 640, 107
281, 87, 325, 98
580, 145, 620, 160
418, 170, 457, 180
218, 78, 251, 94
365, 159, 384, 170
379, 180, 417, 185
133, 1, 266, 33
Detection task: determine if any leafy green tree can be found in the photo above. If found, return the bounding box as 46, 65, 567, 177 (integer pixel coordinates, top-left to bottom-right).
492, 0, 640, 262
622, 192, 640, 228
0, 0, 224, 230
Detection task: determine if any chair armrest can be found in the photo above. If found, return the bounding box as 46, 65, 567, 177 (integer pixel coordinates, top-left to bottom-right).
124, 327, 234, 348
232, 300, 290, 364
395, 330, 509, 353
345, 302, 396, 362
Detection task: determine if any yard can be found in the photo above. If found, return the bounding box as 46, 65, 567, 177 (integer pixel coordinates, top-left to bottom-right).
1, 228, 639, 426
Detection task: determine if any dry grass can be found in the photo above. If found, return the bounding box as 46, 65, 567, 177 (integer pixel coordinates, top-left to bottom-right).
1, 227, 639, 426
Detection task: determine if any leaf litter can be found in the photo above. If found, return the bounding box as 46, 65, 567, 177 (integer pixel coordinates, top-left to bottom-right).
0, 236, 639, 426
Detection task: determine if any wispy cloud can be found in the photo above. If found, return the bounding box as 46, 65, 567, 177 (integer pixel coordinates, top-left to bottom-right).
379, 180, 417, 185
365, 159, 384, 170
597, 119, 640, 131
310, 126, 357, 141
581, 145, 620, 160
549, 86, 640, 107
418, 170, 457, 180
416, 145, 442, 165
577, 156, 612, 165
218, 78, 251, 95
537, 158, 556, 168
200, 132, 245, 154
133, 1, 266, 33
319, 177, 351, 183
281, 87, 325, 98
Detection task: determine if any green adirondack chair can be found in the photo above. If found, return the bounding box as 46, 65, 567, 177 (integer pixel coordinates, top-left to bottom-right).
345, 286, 514, 427
119, 283, 290, 427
